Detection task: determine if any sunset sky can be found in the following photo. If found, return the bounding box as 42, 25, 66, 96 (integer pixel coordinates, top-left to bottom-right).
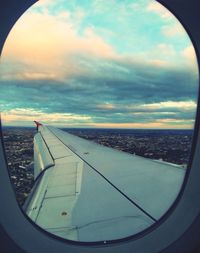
0, 0, 199, 128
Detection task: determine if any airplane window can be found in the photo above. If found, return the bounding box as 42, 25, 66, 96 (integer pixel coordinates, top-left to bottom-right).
0, 0, 199, 243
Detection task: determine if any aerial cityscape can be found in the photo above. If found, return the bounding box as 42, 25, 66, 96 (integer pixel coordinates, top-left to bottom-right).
3, 127, 35, 206
3, 126, 193, 206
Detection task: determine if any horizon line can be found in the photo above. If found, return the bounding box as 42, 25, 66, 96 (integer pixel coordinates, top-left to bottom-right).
1, 125, 194, 131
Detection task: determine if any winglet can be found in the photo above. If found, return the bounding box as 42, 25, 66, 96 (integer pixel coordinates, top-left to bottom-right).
34, 121, 43, 131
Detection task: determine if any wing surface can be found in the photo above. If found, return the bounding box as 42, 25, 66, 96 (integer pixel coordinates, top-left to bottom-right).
24, 125, 185, 242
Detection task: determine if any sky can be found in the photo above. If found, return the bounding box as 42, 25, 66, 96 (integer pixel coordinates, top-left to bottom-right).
0, 0, 199, 128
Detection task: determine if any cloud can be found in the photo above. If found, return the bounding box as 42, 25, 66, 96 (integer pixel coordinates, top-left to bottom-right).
154, 43, 177, 60
0, 0, 198, 129
2, 108, 92, 127
182, 45, 197, 62
1, 106, 195, 129
146, 2, 172, 19
81, 121, 194, 129
1, 10, 116, 81
1, 0, 197, 83
157, 118, 195, 125
96, 103, 116, 110
139, 101, 196, 110
0, 49, 198, 113
0, 74, 197, 129
162, 23, 186, 37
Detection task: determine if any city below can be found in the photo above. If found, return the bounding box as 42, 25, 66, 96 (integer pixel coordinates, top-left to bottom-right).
2, 126, 193, 206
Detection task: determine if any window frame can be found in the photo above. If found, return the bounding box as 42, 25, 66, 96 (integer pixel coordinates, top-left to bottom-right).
0, 0, 200, 252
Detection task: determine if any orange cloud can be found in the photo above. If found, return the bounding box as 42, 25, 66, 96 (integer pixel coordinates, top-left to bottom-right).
1, 9, 116, 81
1, 107, 194, 129
162, 23, 186, 37
86, 122, 193, 129
96, 103, 115, 110
1, 108, 92, 125
182, 45, 197, 63
146, 2, 172, 19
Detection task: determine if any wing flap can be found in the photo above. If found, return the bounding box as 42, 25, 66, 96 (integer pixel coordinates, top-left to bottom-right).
33, 133, 54, 178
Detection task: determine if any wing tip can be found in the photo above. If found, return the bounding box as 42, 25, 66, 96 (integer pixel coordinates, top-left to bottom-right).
34, 121, 43, 131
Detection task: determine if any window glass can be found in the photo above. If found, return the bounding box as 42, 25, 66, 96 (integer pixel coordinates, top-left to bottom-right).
0, 0, 198, 243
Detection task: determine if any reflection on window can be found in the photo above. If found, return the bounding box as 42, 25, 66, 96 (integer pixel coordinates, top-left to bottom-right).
0, 0, 199, 243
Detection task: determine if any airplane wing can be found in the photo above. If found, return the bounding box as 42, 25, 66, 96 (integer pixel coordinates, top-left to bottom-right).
23, 124, 185, 242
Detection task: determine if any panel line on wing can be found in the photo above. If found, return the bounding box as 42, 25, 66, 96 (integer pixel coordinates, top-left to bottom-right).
46, 126, 157, 222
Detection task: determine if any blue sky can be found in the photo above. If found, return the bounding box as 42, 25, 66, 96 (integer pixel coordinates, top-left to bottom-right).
0, 0, 198, 128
